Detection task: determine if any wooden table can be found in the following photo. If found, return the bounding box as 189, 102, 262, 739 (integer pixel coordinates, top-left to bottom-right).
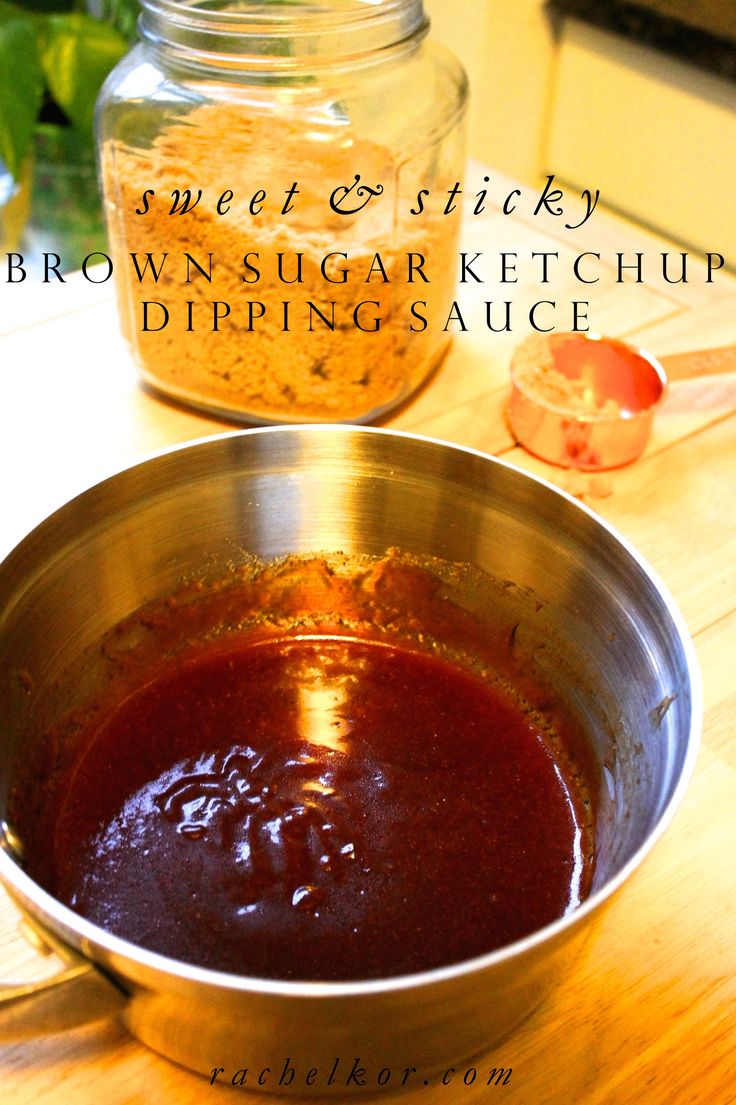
1, 178, 735, 1104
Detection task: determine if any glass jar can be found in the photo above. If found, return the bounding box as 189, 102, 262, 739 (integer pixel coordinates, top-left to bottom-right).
96, 0, 467, 424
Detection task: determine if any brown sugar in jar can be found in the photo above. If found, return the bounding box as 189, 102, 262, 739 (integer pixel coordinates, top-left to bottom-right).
97, 1, 468, 424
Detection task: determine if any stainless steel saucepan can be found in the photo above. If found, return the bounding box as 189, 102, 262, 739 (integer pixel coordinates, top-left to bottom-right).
0, 427, 700, 1090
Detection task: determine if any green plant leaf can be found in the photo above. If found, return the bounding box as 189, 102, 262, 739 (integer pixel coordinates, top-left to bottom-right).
106, 0, 140, 42
8, 1, 76, 12
39, 12, 127, 137
0, 6, 44, 179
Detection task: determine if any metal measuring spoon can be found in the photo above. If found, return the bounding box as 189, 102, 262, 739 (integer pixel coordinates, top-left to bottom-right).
508, 332, 736, 471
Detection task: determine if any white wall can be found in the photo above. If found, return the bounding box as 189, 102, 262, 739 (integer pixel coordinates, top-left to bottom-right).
547, 19, 736, 257
423, 0, 556, 183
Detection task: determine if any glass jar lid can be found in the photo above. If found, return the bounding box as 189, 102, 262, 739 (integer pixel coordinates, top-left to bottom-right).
139, 0, 430, 71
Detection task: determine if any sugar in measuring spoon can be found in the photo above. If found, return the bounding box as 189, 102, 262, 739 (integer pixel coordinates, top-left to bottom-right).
508, 332, 736, 470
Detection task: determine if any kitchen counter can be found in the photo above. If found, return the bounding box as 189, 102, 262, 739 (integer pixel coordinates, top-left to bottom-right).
1, 174, 735, 1104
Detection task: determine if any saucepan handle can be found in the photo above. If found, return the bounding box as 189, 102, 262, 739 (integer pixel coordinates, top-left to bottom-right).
0, 909, 125, 1040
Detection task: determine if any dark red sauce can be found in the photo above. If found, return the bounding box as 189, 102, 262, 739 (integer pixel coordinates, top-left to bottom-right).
46, 635, 590, 980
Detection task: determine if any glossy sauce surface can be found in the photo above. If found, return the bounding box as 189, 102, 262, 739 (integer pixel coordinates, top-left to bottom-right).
50, 636, 590, 980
